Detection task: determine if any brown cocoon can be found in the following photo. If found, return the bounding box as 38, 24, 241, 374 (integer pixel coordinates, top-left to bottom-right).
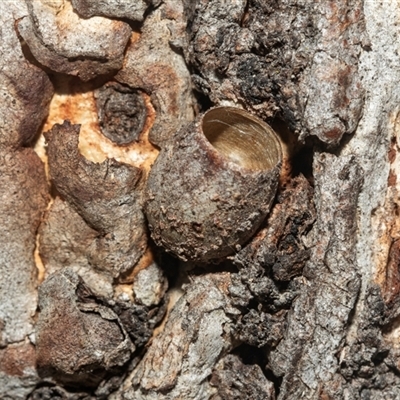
145, 107, 282, 262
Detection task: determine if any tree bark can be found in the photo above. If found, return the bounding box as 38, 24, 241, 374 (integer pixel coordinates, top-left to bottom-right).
1, 1, 400, 399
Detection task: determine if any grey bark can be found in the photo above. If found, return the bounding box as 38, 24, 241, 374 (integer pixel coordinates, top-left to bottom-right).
1, 0, 400, 399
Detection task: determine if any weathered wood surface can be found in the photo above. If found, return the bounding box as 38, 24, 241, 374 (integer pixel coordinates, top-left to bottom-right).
1, 0, 400, 399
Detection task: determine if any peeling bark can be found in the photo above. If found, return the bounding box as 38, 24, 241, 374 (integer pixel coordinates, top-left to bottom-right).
36, 269, 134, 387
118, 273, 236, 400
270, 154, 363, 398
18, 0, 131, 81
46, 121, 147, 278
0, 0, 53, 148
38, 197, 113, 297
210, 354, 275, 400
115, 0, 195, 146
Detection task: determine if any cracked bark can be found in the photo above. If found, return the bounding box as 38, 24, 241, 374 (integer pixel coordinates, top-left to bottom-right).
2, 0, 400, 399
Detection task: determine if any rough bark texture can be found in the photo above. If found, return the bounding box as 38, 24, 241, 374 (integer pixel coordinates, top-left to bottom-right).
0, 149, 49, 399
270, 154, 363, 398
118, 272, 239, 400
0, 2, 51, 398
0, 0, 53, 148
2, 0, 400, 399
38, 197, 113, 297
210, 354, 275, 400
36, 268, 134, 387
115, 0, 195, 147
231, 175, 315, 347
71, 0, 161, 22
46, 121, 148, 279
185, 0, 365, 144
94, 83, 148, 145
18, 0, 132, 81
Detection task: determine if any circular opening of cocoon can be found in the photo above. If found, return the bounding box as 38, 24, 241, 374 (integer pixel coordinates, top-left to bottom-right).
202, 107, 282, 171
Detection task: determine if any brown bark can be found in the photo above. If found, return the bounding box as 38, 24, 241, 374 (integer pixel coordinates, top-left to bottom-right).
1, 0, 400, 399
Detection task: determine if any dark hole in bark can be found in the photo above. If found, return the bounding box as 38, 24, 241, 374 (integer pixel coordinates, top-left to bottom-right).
95, 82, 147, 145
289, 139, 315, 182
232, 343, 282, 395
28, 382, 98, 399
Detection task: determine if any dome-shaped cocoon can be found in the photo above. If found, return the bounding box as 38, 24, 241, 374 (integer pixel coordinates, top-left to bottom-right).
145, 107, 282, 262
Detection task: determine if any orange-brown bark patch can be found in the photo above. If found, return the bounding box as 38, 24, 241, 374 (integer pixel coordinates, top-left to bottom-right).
0, 342, 36, 377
